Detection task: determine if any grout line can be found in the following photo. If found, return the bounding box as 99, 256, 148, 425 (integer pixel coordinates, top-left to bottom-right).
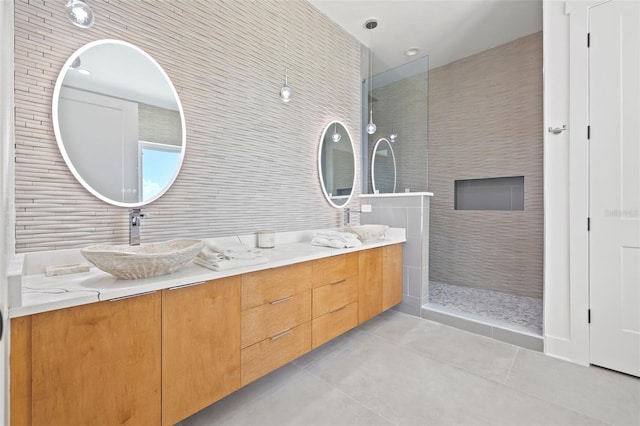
503, 346, 520, 384
300, 367, 398, 426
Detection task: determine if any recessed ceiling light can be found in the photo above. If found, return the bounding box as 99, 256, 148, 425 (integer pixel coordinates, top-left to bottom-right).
364, 19, 378, 30
78, 69, 91, 75
404, 47, 420, 57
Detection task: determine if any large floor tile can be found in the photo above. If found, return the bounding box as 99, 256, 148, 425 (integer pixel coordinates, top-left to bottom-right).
360, 310, 519, 383
305, 331, 603, 425
182, 366, 391, 426
506, 348, 640, 426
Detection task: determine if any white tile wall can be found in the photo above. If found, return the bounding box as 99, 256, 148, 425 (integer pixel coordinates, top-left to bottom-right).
14, 0, 361, 252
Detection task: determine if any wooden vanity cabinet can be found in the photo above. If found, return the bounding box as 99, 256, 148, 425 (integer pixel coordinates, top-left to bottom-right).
161, 277, 241, 426
11, 292, 162, 426
382, 243, 403, 310
358, 244, 404, 324
240, 262, 312, 385
311, 252, 359, 348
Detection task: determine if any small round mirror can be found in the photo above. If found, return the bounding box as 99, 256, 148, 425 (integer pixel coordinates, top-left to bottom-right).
372, 138, 396, 193
52, 39, 186, 207
318, 121, 356, 208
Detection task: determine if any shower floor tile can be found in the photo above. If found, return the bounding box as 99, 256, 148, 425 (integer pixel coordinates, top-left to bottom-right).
428, 281, 543, 335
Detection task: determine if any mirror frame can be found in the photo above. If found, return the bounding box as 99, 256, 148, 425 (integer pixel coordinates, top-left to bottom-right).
371, 137, 397, 194
317, 120, 357, 208
52, 39, 187, 208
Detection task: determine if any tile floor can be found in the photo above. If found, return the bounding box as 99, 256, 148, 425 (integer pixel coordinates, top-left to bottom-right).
428, 281, 543, 335
179, 310, 640, 426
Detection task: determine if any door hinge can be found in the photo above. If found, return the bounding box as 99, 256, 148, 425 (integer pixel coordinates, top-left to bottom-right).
587, 217, 591, 231
587, 125, 591, 139
587, 32, 590, 47
588, 309, 591, 323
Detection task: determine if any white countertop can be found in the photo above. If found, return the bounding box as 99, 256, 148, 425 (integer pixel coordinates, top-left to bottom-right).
10, 228, 406, 318
360, 192, 433, 198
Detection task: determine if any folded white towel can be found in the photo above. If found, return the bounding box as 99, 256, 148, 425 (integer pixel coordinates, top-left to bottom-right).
203, 241, 263, 260
194, 255, 269, 271
314, 230, 360, 241
311, 236, 362, 249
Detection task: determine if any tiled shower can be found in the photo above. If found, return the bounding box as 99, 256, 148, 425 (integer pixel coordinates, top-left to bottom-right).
365, 33, 544, 349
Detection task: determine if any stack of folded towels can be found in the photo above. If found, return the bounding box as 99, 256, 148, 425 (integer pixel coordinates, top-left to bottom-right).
195, 241, 269, 271
310, 230, 362, 249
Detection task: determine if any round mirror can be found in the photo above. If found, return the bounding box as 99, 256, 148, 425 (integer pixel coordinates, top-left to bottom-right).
52, 39, 186, 207
318, 121, 356, 208
371, 138, 396, 193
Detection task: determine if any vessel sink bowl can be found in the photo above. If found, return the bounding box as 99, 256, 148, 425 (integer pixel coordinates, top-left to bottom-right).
81, 239, 204, 280
344, 224, 389, 243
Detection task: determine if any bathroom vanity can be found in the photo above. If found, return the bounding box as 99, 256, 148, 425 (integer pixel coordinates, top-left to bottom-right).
9, 230, 404, 426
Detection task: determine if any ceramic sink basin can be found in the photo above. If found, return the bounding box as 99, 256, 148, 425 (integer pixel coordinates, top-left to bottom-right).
81, 239, 204, 280
344, 224, 389, 243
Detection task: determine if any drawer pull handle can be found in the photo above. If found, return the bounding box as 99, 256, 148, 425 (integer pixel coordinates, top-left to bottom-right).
109, 290, 156, 301
330, 279, 346, 286
330, 306, 347, 314
169, 281, 205, 290
270, 329, 293, 340
270, 295, 293, 305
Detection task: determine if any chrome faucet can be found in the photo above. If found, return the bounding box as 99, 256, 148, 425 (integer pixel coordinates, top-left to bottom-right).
344, 207, 361, 227
129, 208, 148, 246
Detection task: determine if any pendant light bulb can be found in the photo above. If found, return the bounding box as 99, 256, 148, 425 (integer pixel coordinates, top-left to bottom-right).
366, 109, 377, 135
66, 0, 95, 29
389, 132, 398, 142
331, 123, 342, 143
280, 67, 292, 103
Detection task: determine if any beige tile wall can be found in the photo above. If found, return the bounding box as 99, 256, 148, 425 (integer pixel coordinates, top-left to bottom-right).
428, 32, 543, 299
14, 0, 361, 252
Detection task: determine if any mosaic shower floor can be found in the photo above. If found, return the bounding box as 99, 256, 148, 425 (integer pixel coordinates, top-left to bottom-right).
427, 281, 543, 336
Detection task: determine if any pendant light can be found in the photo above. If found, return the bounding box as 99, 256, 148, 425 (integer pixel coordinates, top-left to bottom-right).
280, 67, 292, 103
365, 19, 378, 135
390, 122, 398, 142
331, 123, 342, 143
65, 0, 95, 29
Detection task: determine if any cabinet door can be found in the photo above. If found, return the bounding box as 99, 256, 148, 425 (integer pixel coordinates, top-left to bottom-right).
358, 247, 383, 323
382, 244, 403, 311
162, 277, 241, 426
31, 292, 161, 426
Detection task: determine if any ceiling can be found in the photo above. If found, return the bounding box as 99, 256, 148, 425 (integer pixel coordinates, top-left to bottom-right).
308, 0, 542, 73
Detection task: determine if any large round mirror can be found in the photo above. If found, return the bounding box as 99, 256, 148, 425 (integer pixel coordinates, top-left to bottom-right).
52, 39, 186, 207
372, 138, 396, 193
318, 121, 356, 208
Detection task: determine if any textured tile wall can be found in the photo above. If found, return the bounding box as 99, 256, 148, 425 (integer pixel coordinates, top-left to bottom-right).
14, 0, 361, 252
428, 33, 543, 299
368, 73, 428, 193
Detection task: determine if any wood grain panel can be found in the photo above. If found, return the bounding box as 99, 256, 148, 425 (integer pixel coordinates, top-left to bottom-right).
162, 277, 241, 426
241, 291, 311, 348
31, 293, 161, 426
358, 248, 383, 323
311, 252, 358, 288
241, 262, 312, 310
312, 275, 358, 318
382, 244, 403, 310
311, 301, 358, 349
241, 321, 311, 386
10, 316, 32, 426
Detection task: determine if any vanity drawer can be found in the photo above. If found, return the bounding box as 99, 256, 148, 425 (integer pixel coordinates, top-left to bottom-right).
241, 262, 312, 310
311, 301, 358, 349
241, 291, 311, 349
311, 252, 358, 288
241, 321, 311, 386
312, 275, 358, 318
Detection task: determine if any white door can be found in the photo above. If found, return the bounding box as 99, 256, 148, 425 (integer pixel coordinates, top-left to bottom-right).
589, 0, 640, 377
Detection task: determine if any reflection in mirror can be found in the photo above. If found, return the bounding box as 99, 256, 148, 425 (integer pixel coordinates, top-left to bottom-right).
318, 121, 356, 208
372, 138, 396, 193
53, 39, 186, 207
